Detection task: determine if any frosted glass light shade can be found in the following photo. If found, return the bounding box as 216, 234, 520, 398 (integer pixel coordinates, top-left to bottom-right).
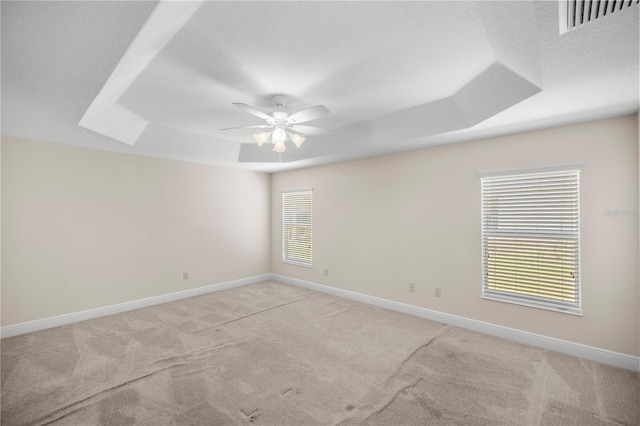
273, 139, 286, 153
291, 133, 306, 148
253, 132, 270, 146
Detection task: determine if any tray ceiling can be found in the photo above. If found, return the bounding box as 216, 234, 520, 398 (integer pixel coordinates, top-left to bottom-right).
2, 1, 638, 172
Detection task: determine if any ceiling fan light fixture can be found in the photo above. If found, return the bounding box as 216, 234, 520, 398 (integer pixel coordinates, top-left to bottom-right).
253, 132, 270, 146
291, 133, 306, 148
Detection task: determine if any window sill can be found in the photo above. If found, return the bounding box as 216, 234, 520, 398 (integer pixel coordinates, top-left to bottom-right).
481, 295, 582, 316
282, 260, 312, 268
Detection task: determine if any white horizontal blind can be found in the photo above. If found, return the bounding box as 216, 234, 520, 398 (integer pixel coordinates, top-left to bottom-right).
283, 190, 312, 266
481, 169, 580, 313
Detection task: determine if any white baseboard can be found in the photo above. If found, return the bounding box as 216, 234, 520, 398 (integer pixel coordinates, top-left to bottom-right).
0, 274, 271, 339
271, 274, 640, 372
3, 273, 638, 372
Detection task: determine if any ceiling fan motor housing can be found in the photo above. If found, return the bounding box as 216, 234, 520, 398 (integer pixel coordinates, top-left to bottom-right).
271, 111, 289, 123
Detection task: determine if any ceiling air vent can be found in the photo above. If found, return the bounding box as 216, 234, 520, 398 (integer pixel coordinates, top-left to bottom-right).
559, 0, 639, 33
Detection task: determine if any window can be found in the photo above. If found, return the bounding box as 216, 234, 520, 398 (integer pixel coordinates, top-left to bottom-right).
282, 190, 312, 267
481, 167, 581, 314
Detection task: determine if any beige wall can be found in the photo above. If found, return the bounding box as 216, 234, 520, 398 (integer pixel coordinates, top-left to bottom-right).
3, 116, 638, 357
1, 138, 271, 326
272, 115, 640, 356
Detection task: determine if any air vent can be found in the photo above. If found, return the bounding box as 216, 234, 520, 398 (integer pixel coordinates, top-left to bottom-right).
559, 0, 639, 33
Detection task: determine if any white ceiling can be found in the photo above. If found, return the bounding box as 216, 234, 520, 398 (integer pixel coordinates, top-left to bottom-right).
2, 1, 638, 173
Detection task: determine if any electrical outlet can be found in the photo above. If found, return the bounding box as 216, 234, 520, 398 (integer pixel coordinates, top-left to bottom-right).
434, 288, 442, 297
409, 283, 416, 292
324, 268, 329, 276
183, 272, 189, 280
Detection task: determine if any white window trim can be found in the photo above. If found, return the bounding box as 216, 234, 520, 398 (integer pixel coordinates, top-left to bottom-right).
480, 165, 582, 315
479, 164, 584, 178
282, 259, 313, 268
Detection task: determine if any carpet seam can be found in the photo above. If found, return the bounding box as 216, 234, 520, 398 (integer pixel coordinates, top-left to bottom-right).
384, 325, 446, 385
27, 363, 181, 426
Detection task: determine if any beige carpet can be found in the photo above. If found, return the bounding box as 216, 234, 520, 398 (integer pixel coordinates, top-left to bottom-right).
1, 280, 639, 425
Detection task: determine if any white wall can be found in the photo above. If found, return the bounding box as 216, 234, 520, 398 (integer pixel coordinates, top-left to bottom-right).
272, 115, 640, 357
1, 137, 271, 326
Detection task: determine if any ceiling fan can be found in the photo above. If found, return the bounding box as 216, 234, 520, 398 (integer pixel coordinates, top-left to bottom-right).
220, 95, 329, 153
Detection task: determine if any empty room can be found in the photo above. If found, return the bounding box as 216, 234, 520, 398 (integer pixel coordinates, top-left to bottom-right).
1, 1, 639, 425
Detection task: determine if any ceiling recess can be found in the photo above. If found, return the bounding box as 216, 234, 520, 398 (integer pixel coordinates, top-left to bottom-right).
560, 0, 639, 33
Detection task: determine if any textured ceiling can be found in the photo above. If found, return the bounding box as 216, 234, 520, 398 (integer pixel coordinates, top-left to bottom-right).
2, 1, 638, 172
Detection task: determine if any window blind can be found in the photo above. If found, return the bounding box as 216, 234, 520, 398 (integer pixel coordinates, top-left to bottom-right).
481, 169, 581, 313
282, 190, 312, 266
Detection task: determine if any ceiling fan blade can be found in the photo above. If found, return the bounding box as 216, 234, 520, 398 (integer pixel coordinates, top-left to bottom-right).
220, 124, 271, 131
288, 105, 329, 124
289, 124, 329, 135
233, 103, 272, 121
